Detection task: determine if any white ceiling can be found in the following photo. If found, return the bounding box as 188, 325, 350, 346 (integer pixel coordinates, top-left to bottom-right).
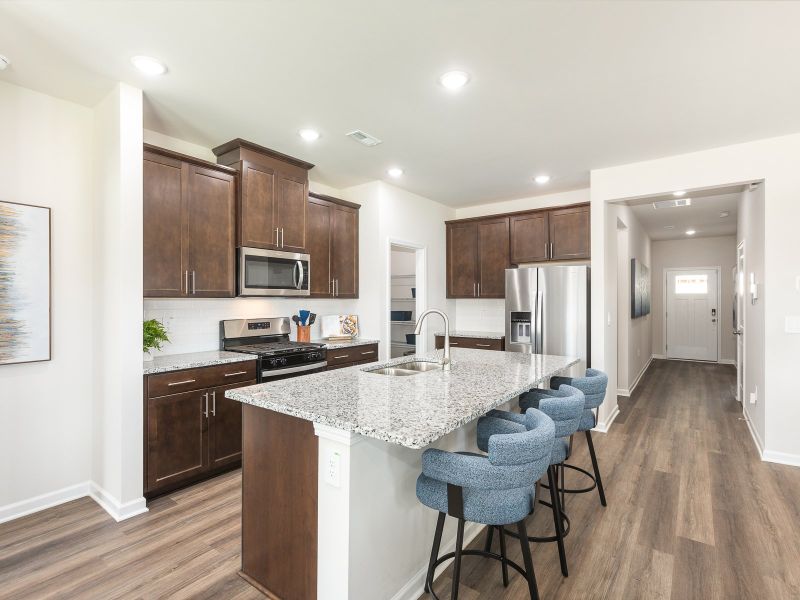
2, 1, 800, 207
622, 186, 744, 241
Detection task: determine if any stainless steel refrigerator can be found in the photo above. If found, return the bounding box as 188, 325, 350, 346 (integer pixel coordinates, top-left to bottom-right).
505, 265, 590, 368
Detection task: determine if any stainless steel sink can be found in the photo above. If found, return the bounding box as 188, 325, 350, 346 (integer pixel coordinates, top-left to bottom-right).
365, 361, 444, 376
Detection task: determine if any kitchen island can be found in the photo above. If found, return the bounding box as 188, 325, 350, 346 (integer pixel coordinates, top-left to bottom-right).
226, 348, 579, 600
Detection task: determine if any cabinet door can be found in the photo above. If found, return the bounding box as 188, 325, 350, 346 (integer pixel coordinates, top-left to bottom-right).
307, 197, 333, 297
208, 381, 255, 470
549, 205, 590, 260
240, 161, 276, 249
146, 389, 208, 493
510, 211, 549, 264
143, 152, 185, 297
275, 173, 308, 252
477, 217, 510, 298
446, 222, 478, 298
186, 164, 236, 297
331, 204, 359, 298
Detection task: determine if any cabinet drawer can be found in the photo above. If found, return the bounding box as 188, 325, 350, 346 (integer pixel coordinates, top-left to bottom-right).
147, 361, 257, 398
435, 336, 504, 351
326, 344, 379, 367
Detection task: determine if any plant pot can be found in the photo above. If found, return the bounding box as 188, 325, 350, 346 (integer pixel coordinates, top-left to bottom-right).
143, 351, 154, 362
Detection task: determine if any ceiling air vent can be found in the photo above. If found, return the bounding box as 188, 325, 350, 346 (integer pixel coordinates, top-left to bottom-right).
346, 130, 382, 147
652, 197, 692, 209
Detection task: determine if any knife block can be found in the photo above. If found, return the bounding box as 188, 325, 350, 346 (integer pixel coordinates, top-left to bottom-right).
296, 325, 311, 343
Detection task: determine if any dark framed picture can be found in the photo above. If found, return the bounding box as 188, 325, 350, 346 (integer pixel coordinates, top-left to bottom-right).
630, 258, 650, 319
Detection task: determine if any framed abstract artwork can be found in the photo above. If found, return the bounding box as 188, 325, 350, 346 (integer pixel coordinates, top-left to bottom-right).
630, 258, 651, 319
0, 200, 51, 365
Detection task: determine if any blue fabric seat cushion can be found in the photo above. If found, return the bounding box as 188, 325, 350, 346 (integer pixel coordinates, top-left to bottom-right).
551, 437, 569, 464
578, 408, 596, 431
416, 474, 535, 525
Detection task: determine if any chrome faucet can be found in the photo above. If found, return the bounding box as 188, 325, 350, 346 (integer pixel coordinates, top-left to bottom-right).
414, 309, 451, 370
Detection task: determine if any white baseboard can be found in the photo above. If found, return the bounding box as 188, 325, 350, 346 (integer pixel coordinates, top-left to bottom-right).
389, 520, 484, 600
594, 404, 620, 434
0, 481, 147, 525
0, 481, 91, 525
618, 356, 653, 398
89, 482, 148, 522
616, 388, 630, 396
762, 450, 800, 468
741, 409, 764, 456
718, 358, 736, 365
652, 354, 666, 360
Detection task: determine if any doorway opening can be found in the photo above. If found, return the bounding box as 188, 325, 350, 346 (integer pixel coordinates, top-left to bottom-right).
389, 242, 426, 359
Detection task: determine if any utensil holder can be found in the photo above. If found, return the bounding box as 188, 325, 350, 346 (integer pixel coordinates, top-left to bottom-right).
297, 325, 311, 343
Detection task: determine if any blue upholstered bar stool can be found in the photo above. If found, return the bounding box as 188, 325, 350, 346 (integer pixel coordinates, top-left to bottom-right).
526, 369, 609, 507
479, 385, 585, 577
417, 408, 555, 600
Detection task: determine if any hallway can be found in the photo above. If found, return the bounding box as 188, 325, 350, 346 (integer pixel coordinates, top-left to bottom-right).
422, 360, 800, 599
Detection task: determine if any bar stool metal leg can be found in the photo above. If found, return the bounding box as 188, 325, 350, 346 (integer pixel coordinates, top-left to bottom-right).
483, 525, 494, 553
547, 465, 569, 577
516, 519, 540, 600
585, 430, 607, 506
451, 519, 465, 600
498, 526, 509, 586
425, 512, 446, 592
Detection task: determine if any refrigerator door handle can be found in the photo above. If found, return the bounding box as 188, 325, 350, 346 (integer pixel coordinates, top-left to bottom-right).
536, 290, 544, 354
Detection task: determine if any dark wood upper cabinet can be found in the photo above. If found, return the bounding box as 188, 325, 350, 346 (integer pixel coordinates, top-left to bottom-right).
446, 221, 479, 298
549, 204, 590, 260
510, 211, 549, 264
143, 145, 237, 298
143, 151, 184, 297
477, 217, 510, 298
212, 138, 313, 252
308, 192, 360, 298
446, 202, 590, 299
307, 197, 333, 296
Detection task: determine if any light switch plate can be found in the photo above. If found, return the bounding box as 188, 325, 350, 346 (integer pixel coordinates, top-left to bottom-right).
750, 386, 758, 405
786, 316, 800, 334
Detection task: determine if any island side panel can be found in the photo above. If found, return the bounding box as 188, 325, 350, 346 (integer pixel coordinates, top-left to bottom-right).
241, 404, 318, 600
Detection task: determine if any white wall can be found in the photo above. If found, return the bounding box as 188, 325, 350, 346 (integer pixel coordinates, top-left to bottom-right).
738, 185, 766, 451
591, 132, 800, 464
452, 188, 590, 333
614, 205, 652, 395
0, 81, 95, 516
650, 235, 737, 361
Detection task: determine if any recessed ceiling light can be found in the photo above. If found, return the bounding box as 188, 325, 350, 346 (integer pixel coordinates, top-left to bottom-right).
720, 211, 730, 218
663, 225, 675, 230
0, 55, 9, 71
534, 174, 551, 185
387, 167, 403, 178
686, 229, 696, 236
439, 70, 470, 91
673, 190, 686, 197
131, 55, 167, 76
298, 129, 320, 142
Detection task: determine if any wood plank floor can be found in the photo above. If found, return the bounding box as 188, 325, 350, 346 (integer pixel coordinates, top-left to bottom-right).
1, 360, 798, 599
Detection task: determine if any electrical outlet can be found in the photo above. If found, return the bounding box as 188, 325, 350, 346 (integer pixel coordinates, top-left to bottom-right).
637, 347, 641, 357
750, 386, 758, 405
324, 450, 341, 488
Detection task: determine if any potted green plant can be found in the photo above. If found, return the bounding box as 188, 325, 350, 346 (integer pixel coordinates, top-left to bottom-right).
143, 319, 170, 361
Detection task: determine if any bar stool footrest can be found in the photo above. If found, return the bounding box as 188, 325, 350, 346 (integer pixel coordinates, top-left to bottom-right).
539, 463, 598, 495
426, 549, 528, 600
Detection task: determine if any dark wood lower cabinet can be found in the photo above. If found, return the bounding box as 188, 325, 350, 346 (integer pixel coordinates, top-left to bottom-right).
435, 335, 505, 351
325, 343, 379, 370
144, 361, 257, 498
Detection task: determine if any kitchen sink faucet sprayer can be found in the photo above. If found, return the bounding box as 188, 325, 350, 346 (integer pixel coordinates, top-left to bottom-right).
414, 309, 451, 371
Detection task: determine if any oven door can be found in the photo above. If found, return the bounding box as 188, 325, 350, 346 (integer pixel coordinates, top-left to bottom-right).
238, 247, 310, 297
259, 361, 328, 382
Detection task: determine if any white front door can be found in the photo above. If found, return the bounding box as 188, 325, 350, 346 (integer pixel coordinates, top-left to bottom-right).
666, 268, 719, 361
735, 244, 745, 402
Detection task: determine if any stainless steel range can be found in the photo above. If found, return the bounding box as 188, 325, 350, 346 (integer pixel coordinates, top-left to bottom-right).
220, 317, 327, 382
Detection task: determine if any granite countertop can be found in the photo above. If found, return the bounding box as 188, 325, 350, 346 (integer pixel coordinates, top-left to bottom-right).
317, 338, 380, 350
143, 350, 256, 375
226, 348, 577, 449
434, 330, 505, 340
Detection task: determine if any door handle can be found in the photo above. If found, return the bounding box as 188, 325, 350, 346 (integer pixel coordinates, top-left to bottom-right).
733, 329, 742, 335
297, 261, 305, 290
211, 391, 216, 417
203, 392, 209, 418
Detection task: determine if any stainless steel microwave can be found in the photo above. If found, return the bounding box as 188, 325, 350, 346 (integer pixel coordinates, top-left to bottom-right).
238, 247, 310, 297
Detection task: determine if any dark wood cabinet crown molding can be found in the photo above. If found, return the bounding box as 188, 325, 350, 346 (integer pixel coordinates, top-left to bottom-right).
444, 201, 589, 225
211, 138, 314, 171
143, 143, 238, 175
308, 191, 361, 210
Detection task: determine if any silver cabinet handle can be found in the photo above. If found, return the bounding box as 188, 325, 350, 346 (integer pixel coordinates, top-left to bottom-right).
329, 278, 332, 294
184, 270, 189, 294
477, 282, 481, 297
473, 282, 476, 297
280, 228, 284, 248
168, 379, 196, 387
297, 260, 305, 290
545, 242, 549, 259
192, 270, 196, 294
334, 279, 338, 297
275, 227, 279, 246
203, 392, 209, 418
361, 350, 375, 355
332, 354, 350, 359
211, 391, 216, 417
224, 371, 248, 377
476, 343, 491, 348
550, 242, 554, 258
450, 342, 460, 346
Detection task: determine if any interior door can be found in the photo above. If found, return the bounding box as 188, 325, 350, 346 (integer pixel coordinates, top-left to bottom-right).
735, 244, 745, 402
666, 268, 719, 361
